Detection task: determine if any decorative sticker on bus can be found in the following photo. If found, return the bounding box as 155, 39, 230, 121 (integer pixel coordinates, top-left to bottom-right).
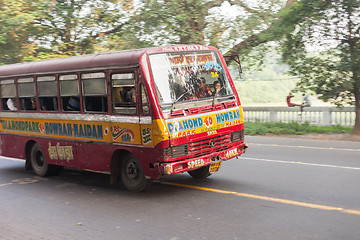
104, 127, 109, 136
162, 45, 210, 52
111, 126, 134, 143
204, 61, 222, 72
225, 148, 238, 159
1, 119, 41, 133
0, 118, 107, 141
141, 127, 152, 144
168, 54, 215, 67
48, 142, 74, 162
187, 159, 205, 169
165, 107, 244, 138
0, 118, 145, 144
43, 122, 103, 139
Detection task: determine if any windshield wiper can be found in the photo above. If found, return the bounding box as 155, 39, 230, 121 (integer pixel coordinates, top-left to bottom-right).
171, 88, 193, 114
212, 85, 226, 107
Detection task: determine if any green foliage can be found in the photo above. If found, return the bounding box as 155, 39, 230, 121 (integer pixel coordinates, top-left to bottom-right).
0, 0, 39, 64
125, 0, 219, 46
0, 0, 130, 62
231, 47, 297, 105
2, 0, 358, 133
235, 78, 298, 105
278, 0, 360, 134
245, 121, 352, 135
33, 0, 127, 55
0, 0, 296, 63
0, 0, 292, 64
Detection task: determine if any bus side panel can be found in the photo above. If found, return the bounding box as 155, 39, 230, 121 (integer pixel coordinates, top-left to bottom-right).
74, 142, 160, 179
42, 139, 77, 168
0, 134, 27, 159
77, 142, 112, 172
0, 134, 79, 168
0, 133, 160, 179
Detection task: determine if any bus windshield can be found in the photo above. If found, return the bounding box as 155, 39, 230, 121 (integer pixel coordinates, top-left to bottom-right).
149, 51, 234, 110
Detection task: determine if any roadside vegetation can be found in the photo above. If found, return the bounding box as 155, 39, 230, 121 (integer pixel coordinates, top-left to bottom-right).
245, 121, 353, 135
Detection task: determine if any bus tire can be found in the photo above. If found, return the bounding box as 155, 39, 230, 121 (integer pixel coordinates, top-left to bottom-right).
188, 165, 211, 179
30, 144, 50, 177
120, 154, 149, 192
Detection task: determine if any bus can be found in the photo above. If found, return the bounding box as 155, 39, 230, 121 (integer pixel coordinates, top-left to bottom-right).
0, 45, 247, 192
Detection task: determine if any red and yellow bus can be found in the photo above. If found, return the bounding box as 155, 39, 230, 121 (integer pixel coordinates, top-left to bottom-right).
0, 45, 247, 192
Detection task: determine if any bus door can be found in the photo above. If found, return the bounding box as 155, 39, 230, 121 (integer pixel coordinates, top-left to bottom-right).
139, 82, 153, 146
111, 72, 142, 145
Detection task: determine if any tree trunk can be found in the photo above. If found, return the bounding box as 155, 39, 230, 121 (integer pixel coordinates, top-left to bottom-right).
353, 81, 360, 135
348, 33, 360, 135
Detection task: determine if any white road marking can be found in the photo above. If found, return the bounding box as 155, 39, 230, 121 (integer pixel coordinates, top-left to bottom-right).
0, 156, 25, 162
242, 157, 360, 170
0, 183, 13, 187
248, 143, 360, 152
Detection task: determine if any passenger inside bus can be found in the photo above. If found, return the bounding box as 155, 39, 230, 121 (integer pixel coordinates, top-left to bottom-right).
67, 97, 80, 111
6, 98, 17, 111
195, 77, 212, 98
212, 81, 222, 96
85, 96, 107, 112
112, 86, 137, 115
20, 98, 35, 111
40, 97, 56, 111
120, 87, 136, 103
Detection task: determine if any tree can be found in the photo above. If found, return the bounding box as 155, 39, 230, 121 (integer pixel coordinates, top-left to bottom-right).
279, 0, 360, 135
0, 0, 40, 64
32, 0, 129, 56
223, 0, 295, 57
0, 0, 132, 62
122, 0, 289, 51
1, 0, 294, 62
120, 0, 224, 48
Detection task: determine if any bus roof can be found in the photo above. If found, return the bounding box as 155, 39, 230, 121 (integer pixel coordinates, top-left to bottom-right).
0, 45, 215, 78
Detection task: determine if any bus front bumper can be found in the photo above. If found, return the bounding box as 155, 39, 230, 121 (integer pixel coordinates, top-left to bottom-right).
160, 143, 247, 175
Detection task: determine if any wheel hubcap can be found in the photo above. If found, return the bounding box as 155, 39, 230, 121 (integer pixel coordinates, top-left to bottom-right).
35, 151, 44, 167
126, 160, 138, 180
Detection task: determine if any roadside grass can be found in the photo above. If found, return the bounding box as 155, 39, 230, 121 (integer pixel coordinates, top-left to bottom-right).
244, 121, 353, 135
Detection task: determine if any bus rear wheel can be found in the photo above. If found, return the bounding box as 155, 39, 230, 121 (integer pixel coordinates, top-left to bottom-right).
30, 144, 49, 176
30, 144, 63, 176
120, 154, 149, 192
188, 165, 211, 179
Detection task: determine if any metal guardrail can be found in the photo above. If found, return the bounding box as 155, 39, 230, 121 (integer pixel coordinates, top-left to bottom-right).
243, 106, 356, 126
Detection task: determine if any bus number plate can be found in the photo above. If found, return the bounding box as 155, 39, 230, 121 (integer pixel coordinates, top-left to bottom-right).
209, 161, 222, 174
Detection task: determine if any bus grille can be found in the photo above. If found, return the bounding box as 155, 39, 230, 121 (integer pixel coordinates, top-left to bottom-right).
189, 134, 232, 158
231, 129, 244, 142
164, 144, 188, 159
163, 130, 244, 160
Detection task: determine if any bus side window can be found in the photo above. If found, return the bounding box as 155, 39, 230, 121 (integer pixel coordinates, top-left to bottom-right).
0, 79, 17, 111
59, 74, 80, 112
37, 76, 58, 111
141, 84, 150, 115
111, 73, 136, 115
18, 77, 36, 111
82, 72, 108, 113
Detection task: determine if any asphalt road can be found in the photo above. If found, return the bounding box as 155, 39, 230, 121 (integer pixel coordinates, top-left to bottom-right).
1, 136, 360, 240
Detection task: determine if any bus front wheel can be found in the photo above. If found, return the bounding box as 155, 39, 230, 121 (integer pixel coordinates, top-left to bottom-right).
120, 154, 150, 192
188, 165, 211, 179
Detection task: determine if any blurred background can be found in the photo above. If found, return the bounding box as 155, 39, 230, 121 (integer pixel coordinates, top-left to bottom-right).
1, 0, 359, 108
